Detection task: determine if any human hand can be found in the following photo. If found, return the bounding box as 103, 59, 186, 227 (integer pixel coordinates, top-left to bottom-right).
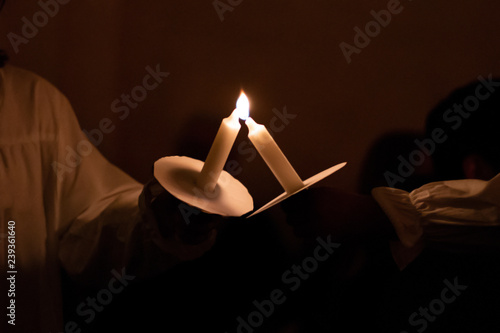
151, 190, 223, 245
141, 178, 224, 246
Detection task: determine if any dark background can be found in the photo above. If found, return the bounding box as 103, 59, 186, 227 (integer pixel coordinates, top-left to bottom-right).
2, 1, 500, 332
2, 0, 500, 206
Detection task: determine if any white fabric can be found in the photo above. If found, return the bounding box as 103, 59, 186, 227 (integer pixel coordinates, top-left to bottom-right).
0, 65, 215, 332
372, 173, 500, 254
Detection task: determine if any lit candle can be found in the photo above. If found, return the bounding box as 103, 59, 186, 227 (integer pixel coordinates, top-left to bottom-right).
245, 117, 304, 194
197, 92, 249, 192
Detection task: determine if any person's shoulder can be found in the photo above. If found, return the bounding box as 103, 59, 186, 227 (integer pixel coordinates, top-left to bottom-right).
1, 65, 76, 138
2, 64, 40, 81
2, 64, 65, 98
2, 64, 72, 119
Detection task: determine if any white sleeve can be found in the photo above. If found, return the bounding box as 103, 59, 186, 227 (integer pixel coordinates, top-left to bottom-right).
50, 90, 216, 285
372, 174, 500, 250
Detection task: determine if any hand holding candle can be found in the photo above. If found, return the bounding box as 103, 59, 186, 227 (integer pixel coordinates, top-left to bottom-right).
155, 90, 344, 218
244, 98, 346, 217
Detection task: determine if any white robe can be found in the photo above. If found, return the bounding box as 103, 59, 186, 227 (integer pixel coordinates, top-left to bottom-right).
0, 65, 215, 332
373, 174, 500, 268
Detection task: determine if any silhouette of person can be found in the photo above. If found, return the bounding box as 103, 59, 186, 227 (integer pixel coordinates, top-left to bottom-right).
0, 54, 221, 332
281, 76, 500, 331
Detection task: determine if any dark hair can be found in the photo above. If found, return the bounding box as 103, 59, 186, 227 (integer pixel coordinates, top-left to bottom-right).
425, 77, 500, 180
358, 131, 436, 193
0, 0, 7, 67
0, 50, 7, 68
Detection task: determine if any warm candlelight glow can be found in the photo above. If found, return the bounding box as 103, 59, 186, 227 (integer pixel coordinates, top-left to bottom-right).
197, 92, 245, 192
245, 117, 304, 194
236, 92, 249, 120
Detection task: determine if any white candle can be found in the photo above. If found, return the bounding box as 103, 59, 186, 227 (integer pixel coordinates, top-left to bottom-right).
245, 117, 304, 194
197, 92, 249, 192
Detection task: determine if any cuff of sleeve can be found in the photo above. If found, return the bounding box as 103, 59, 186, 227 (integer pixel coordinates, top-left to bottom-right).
372, 187, 423, 248
138, 178, 218, 262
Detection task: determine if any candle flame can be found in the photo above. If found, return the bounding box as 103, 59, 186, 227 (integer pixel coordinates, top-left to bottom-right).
236, 92, 250, 120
